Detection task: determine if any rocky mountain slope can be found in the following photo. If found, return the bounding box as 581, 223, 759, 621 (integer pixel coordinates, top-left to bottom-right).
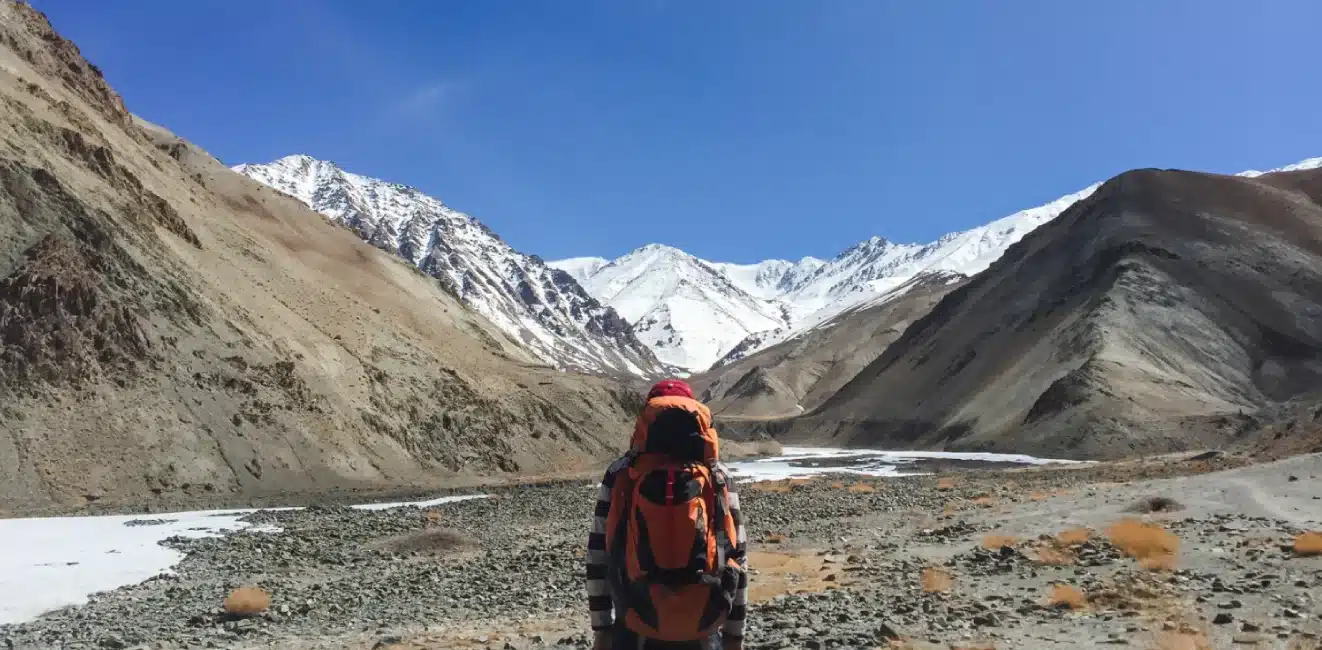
233, 156, 663, 378
0, 0, 644, 514
782, 165, 1322, 459
692, 271, 966, 419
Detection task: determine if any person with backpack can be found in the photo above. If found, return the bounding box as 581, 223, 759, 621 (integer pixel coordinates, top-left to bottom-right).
586, 379, 748, 650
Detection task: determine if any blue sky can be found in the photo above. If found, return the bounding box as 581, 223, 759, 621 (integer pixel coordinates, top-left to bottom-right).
35, 0, 1322, 263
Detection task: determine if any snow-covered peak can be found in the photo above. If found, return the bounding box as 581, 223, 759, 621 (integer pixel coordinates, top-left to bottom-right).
551, 256, 610, 285
234, 156, 663, 377
706, 257, 824, 300
550, 245, 790, 370
1239, 157, 1322, 178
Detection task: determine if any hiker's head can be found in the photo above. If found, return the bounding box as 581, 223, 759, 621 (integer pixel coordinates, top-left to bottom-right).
646, 378, 694, 401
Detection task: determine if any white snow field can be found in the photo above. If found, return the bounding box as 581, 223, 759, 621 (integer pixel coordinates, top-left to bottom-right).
0, 495, 486, 625
725, 446, 1089, 482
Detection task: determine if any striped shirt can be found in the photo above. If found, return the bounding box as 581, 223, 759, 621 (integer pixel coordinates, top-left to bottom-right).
587, 454, 749, 640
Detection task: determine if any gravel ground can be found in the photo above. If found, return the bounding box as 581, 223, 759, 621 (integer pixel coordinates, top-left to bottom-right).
4, 453, 1321, 650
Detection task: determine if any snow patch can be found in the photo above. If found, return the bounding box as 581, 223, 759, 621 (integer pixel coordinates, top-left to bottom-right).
349, 494, 488, 511
0, 495, 485, 625
725, 446, 1089, 482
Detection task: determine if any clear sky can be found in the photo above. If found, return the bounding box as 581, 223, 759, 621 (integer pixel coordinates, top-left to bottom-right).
34, 0, 1322, 263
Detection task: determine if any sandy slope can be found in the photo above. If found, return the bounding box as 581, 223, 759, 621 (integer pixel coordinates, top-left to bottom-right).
0, 1, 643, 515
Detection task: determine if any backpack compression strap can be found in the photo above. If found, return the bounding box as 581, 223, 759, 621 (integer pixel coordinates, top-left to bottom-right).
707, 462, 742, 563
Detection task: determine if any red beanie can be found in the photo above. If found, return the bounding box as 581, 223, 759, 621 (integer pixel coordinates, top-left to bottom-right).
647, 378, 694, 400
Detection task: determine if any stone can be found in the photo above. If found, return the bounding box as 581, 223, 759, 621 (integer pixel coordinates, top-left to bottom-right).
874, 623, 902, 641
1214, 613, 1235, 625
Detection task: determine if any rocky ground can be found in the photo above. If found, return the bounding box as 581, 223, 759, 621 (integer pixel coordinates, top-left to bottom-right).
3, 452, 1321, 650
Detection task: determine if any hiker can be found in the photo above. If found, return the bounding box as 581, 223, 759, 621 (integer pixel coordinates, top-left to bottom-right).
586, 379, 748, 650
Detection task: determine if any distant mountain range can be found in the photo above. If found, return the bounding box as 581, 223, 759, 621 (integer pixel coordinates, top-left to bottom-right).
237, 154, 1322, 375
553, 182, 1104, 370
557, 160, 1322, 372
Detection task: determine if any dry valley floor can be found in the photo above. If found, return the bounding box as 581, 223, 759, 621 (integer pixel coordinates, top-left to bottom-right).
3, 453, 1321, 650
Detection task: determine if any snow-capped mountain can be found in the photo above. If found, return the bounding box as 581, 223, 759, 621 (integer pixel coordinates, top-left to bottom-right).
555, 157, 1322, 372
552, 186, 1098, 372
557, 245, 795, 370
707, 258, 825, 300
779, 183, 1103, 330
233, 155, 664, 376
551, 256, 611, 286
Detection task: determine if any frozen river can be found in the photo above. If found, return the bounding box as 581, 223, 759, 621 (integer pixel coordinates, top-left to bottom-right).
725, 446, 1087, 481
0, 495, 485, 625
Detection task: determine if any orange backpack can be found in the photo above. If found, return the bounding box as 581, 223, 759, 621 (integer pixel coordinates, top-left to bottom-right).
605, 396, 743, 641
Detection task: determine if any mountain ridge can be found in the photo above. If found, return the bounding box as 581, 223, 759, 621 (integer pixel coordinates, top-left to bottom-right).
234, 153, 1322, 376
552, 181, 1104, 371
233, 155, 664, 378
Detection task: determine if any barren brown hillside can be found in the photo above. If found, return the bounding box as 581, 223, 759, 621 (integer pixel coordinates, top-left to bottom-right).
0, 1, 642, 514
782, 166, 1322, 459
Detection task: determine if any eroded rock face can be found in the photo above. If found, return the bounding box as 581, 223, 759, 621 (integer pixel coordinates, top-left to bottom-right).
0, 161, 174, 395
0, 1, 131, 128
